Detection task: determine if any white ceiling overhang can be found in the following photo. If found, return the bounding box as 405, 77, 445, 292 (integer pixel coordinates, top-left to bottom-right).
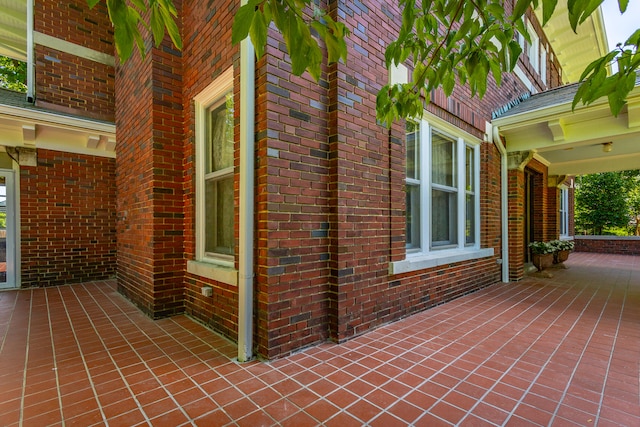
0, 90, 116, 157
535, 3, 610, 84
0, 0, 27, 61
493, 80, 640, 176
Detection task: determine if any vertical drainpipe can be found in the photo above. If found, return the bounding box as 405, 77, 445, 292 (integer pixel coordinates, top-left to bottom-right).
237, 0, 255, 363
26, 0, 35, 102
492, 125, 509, 283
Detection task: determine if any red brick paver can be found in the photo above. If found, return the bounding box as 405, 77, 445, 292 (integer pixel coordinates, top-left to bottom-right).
1, 252, 638, 426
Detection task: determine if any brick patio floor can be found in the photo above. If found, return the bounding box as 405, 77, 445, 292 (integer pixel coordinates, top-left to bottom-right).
0, 252, 638, 426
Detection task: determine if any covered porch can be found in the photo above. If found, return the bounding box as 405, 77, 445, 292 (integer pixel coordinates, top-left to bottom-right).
1, 252, 638, 425
492, 77, 640, 281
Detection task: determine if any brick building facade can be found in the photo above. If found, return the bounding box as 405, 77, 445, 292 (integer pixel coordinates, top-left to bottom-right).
0, 0, 115, 289
1, 0, 614, 360
113, 0, 569, 359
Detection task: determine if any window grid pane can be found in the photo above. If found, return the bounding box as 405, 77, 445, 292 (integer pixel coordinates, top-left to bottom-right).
432, 130, 456, 187
406, 183, 421, 249
406, 122, 421, 250
465, 193, 475, 245
431, 188, 457, 247
465, 145, 474, 191
406, 122, 419, 180
206, 93, 234, 174
202, 90, 235, 258
205, 175, 235, 255
560, 188, 568, 236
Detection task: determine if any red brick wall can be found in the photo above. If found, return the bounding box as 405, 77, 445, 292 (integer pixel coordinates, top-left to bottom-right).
34, 0, 115, 121
20, 149, 116, 287
180, 0, 242, 341
115, 30, 155, 315
252, 0, 539, 357
115, 5, 185, 318
508, 169, 526, 280
111, 0, 568, 359
575, 237, 640, 255
252, 23, 333, 356
548, 186, 559, 239
35, 0, 114, 49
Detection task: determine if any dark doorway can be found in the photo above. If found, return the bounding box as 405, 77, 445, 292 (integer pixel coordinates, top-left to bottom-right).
524, 170, 535, 263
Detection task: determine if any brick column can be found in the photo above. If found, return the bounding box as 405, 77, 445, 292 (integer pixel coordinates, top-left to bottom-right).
115, 10, 184, 318
508, 168, 525, 280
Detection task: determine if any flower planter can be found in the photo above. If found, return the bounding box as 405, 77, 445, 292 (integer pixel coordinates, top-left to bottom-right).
554, 249, 570, 264
532, 253, 554, 271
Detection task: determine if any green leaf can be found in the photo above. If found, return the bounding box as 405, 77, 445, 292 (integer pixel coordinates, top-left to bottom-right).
507, 40, 522, 70
150, 8, 165, 46
618, 0, 629, 13
232, 3, 257, 44
250, 11, 268, 58
107, 0, 136, 61
625, 28, 640, 47
512, 0, 531, 19
607, 91, 626, 117
442, 72, 455, 96
541, 0, 558, 25
160, 7, 182, 49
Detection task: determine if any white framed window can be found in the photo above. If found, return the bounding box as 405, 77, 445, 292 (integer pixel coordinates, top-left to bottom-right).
393, 117, 492, 274
540, 45, 548, 86
193, 68, 235, 267
405, 119, 481, 253
526, 22, 540, 73
559, 186, 569, 237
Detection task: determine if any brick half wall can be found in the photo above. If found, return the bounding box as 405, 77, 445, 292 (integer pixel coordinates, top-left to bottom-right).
20, 149, 116, 287
574, 236, 640, 256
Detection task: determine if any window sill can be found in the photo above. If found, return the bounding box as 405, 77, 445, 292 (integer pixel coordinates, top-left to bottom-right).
187, 260, 238, 286
389, 247, 495, 275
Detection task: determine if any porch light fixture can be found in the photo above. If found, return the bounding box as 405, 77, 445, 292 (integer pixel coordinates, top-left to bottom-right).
602, 142, 613, 153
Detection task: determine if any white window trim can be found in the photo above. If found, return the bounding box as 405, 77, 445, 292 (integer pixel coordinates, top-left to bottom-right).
392, 115, 493, 275
526, 22, 540, 73
193, 67, 236, 271
559, 186, 569, 238
540, 45, 548, 87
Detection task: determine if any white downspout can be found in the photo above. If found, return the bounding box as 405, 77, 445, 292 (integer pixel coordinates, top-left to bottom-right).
237, 0, 255, 363
492, 125, 509, 283
26, 0, 35, 102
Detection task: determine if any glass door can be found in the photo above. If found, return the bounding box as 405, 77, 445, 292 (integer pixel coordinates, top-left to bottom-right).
0, 171, 16, 289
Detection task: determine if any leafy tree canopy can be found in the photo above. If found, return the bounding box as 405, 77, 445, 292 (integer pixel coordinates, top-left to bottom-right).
90, 0, 639, 125
621, 170, 640, 235
0, 56, 27, 93
575, 172, 631, 235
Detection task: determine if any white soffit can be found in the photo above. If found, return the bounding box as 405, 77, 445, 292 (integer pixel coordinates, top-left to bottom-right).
0, 94, 116, 158
535, 3, 609, 83
494, 85, 640, 176
0, 0, 27, 61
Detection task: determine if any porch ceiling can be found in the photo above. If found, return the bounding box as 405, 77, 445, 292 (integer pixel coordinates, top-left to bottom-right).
534, 3, 609, 84
493, 77, 640, 176
0, 0, 27, 61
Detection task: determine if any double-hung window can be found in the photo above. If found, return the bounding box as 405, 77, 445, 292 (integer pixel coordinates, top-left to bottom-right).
194, 68, 235, 267
395, 117, 490, 274
525, 22, 540, 73
559, 187, 569, 237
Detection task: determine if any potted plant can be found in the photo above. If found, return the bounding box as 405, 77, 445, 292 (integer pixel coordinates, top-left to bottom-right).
529, 241, 555, 271
550, 239, 574, 264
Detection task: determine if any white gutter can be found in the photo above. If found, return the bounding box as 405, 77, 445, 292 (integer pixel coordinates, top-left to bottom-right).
26, 0, 34, 102
492, 124, 509, 283
237, 0, 255, 363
